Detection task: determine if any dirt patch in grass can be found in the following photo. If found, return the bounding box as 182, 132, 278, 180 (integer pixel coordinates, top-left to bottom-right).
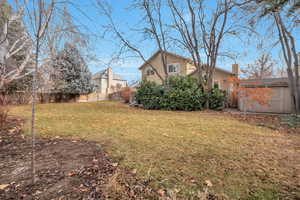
0, 118, 155, 200
225, 111, 300, 134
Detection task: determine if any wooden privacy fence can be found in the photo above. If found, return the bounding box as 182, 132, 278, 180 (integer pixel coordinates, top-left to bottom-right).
78, 93, 109, 102
78, 90, 135, 102
0, 92, 80, 105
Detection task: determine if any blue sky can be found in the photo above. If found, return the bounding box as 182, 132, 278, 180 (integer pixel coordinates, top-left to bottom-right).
78, 0, 241, 80
15, 0, 300, 81
76, 0, 298, 82
68, 0, 145, 81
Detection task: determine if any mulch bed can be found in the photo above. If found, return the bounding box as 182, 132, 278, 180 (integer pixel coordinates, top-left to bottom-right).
0, 117, 155, 200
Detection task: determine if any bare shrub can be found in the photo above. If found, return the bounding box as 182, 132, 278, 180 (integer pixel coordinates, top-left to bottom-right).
0, 106, 9, 130
15, 92, 32, 105
0, 94, 9, 130
0, 94, 8, 105
121, 87, 133, 103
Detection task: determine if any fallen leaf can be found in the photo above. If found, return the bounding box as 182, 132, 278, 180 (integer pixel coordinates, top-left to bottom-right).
112, 163, 118, 167
157, 189, 165, 196
131, 168, 137, 174
68, 172, 76, 177
34, 190, 42, 195
190, 179, 196, 183
205, 180, 213, 187
0, 184, 9, 190
8, 128, 16, 133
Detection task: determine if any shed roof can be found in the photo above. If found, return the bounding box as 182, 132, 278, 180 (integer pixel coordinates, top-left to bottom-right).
240, 78, 289, 87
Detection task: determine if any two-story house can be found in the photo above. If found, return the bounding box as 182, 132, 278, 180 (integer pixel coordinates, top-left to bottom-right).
139, 50, 239, 93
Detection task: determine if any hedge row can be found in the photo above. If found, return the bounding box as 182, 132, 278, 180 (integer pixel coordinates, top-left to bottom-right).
135, 76, 226, 111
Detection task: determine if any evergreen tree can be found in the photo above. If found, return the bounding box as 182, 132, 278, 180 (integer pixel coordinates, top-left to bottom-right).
52, 43, 93, 94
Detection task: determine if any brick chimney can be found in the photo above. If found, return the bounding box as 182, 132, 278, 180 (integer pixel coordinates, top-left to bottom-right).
106, 67, 113, 94
232, 64, 240, 77
107, 67, 113, 86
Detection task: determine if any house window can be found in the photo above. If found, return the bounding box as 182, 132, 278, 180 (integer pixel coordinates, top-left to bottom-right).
146, 68, 155, 76
168, 63, 180, 73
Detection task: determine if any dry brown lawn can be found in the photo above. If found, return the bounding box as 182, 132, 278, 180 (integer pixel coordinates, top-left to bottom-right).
10, 101, 300, 199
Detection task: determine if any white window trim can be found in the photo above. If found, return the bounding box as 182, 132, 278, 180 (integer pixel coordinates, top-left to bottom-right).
167, 63, 180, 74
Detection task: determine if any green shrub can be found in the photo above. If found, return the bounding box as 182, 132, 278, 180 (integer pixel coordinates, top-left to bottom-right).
161, 76, 206, 111
136, 76, 227, 111
209, 86, 227, 110
136, 76, 207, 111
135, 81, 164, 110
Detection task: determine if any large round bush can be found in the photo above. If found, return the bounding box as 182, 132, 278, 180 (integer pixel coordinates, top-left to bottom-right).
136, 76, 207, 111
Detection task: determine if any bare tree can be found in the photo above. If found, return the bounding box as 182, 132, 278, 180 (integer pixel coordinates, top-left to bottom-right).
241, 53, 275, 79
169, 0, 248, 107
0, 0, 33, 89
198, 0, 233, 93
251, 0, 300, 113
273, 12, 299, 114
24, 0, 55, 183
168, 0, 204, 87
96, 0, 170, 84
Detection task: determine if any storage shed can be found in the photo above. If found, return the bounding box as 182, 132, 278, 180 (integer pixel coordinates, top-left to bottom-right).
238, 78, 294, 114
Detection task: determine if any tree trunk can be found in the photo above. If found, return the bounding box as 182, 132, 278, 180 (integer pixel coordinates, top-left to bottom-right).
31, 36, 40, 184
296, 72, 300, 114
205, 79, 213, 109
274, 13, 300, 114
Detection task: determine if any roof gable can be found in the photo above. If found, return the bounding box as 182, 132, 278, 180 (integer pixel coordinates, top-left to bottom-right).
138, 50, 192, 70
139, 50, 233, 75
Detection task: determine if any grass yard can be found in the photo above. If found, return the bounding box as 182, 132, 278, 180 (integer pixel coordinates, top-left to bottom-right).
10, 101, 300, 199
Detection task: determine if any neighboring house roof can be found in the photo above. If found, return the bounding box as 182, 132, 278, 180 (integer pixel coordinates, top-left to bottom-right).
92, 68, 127, 81
112, 74, 126, 81
128, 80, 140, 88
240, 77, 289, 87
138, 50, 234, 75
92, 69, 106, 79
